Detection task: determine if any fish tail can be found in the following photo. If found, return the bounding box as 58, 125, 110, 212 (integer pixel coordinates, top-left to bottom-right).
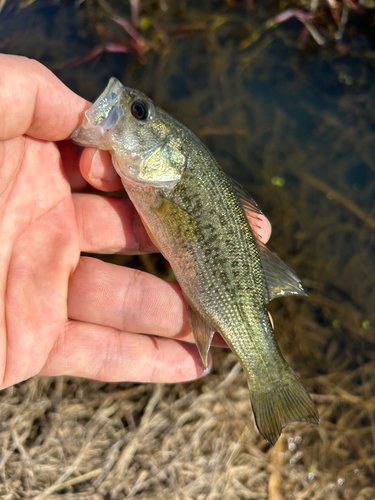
247, 364, 319, 445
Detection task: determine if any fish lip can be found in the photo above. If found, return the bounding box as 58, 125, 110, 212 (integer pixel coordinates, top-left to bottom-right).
70, 100, 123, 149
70, 122, 109, 149
70, 78, 125, 146
70, 124, 82, 142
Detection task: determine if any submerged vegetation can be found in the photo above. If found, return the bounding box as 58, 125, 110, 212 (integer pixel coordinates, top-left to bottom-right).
1, 0, 375, 498
2, 0, 375, 63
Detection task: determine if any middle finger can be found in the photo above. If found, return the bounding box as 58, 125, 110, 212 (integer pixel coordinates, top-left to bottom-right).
68, 256, 192, 341
68, 256, 228, 348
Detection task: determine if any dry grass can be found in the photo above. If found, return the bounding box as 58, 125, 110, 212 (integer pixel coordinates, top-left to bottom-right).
1, 336, 374, 499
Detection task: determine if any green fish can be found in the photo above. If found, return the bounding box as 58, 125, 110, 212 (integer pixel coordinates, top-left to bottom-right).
71, 78, 319, 445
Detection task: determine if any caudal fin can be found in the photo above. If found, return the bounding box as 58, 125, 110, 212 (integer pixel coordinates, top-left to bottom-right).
249, 365, 319, 445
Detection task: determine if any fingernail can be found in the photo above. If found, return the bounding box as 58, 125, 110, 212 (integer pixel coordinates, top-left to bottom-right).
89, 149, 117, 180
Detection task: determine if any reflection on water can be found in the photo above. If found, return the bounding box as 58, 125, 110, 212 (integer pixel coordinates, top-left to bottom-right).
1, 1, 375, 498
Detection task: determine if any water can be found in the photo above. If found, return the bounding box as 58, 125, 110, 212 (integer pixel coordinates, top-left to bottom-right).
1, 1, 375, 497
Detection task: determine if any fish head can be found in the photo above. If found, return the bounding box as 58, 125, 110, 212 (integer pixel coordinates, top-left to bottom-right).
71, 78, 186, 189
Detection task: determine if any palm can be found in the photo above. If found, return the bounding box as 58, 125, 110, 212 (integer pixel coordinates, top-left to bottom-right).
2, 135, 79, 386
0, 55, 213, 387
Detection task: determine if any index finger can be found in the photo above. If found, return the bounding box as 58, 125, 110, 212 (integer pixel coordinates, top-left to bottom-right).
0, 54, 89, 142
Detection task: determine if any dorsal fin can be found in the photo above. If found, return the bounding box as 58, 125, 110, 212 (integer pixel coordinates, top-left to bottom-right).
228, 176, 270, 240
228, 176, 306, 303
228, 177, 263, 215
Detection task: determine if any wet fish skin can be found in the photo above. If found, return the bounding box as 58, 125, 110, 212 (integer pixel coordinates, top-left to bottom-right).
71, 78, 319, 445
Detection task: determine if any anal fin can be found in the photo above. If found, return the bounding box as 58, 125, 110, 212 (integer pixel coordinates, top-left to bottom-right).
186, 304, 215, 368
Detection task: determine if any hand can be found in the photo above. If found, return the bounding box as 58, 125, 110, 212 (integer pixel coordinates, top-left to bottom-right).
0, 54, 272, 389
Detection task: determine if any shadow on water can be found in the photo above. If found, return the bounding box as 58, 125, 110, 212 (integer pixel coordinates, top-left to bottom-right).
1, 1, 375, 498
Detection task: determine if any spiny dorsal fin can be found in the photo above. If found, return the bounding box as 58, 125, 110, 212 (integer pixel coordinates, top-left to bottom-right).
228, 176, 263, 215
228, 177, 264, 236
228, 176, 272, 241
228, 176, 306, 303
185, 303, 215, 368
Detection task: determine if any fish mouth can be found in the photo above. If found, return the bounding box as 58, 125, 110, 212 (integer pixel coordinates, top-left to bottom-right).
70, 103, 122, 150
70, 121, 109, 150
70, 77, 125, 149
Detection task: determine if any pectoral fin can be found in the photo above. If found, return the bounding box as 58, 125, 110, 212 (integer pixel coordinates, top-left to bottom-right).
185, 303, 215, 368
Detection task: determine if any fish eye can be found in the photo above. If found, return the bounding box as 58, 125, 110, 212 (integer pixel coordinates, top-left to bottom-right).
131, 100, 149, 121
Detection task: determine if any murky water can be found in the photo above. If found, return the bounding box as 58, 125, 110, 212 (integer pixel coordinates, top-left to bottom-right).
1, 1, 375, 497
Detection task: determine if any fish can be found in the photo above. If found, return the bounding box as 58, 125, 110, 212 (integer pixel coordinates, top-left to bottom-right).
71, 78, 319, 445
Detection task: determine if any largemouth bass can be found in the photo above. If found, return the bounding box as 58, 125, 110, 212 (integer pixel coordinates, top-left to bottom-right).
71, 78, 319, 445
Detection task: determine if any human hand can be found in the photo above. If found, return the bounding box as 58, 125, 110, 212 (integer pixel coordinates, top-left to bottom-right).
0, 54, 272, 389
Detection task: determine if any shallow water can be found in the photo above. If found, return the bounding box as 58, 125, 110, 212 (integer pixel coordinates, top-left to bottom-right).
1, 1, 375, 498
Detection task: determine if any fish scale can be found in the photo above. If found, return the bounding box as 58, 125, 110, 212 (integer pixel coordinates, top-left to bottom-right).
71, 77, 319, 445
